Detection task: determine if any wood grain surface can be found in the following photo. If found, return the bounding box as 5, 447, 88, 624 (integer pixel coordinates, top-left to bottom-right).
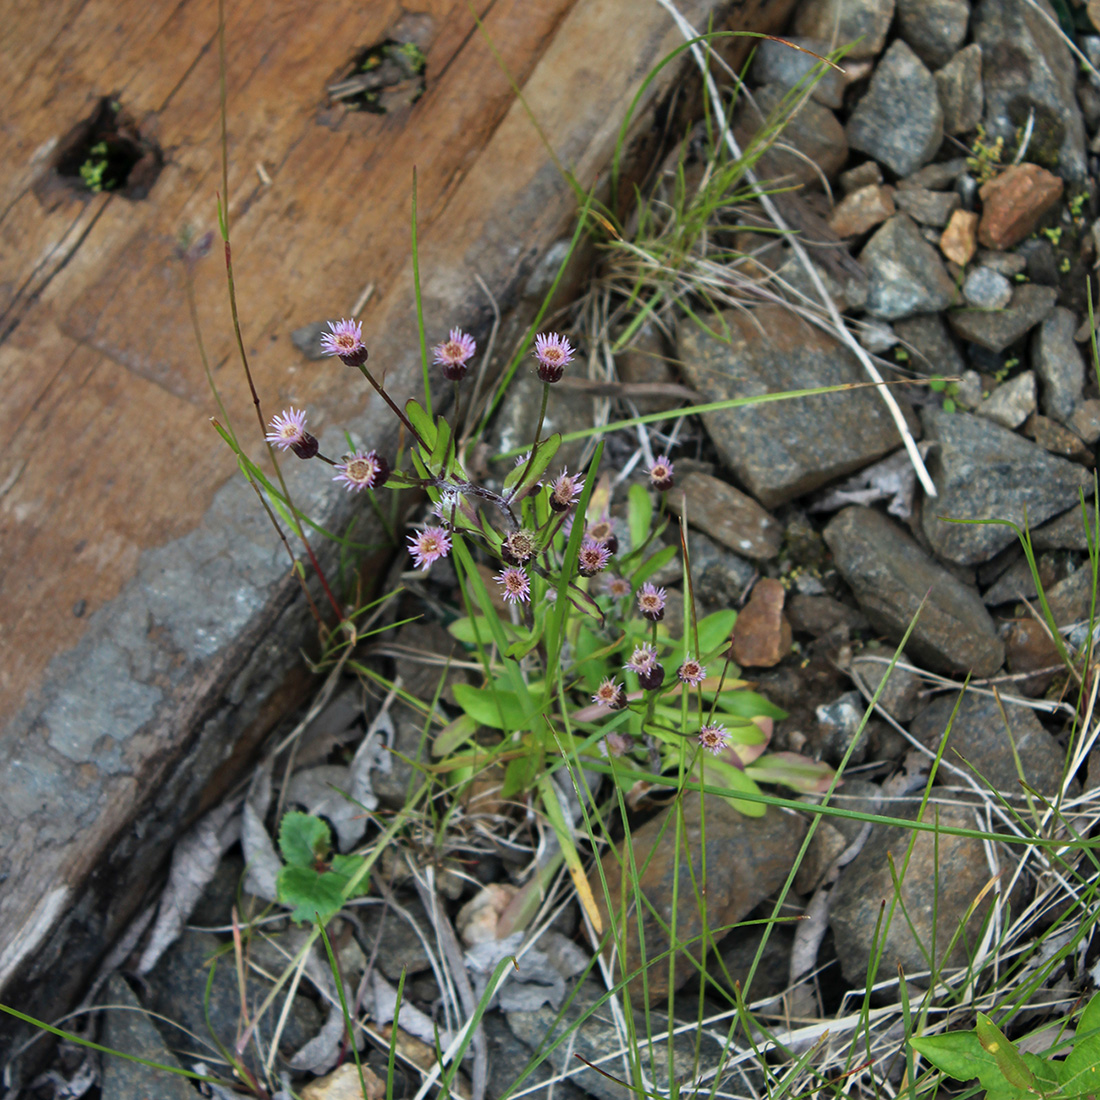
0, 0, 795, 1058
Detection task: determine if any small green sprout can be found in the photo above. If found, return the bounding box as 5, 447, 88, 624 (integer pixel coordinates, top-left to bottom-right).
79, 141, 111, 193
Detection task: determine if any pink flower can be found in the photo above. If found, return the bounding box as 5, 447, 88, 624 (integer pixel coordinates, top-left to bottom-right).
636, 582, 666, 621
591, 678, 627, 710
648, 455, 674, 491
266, 408, 308, 449
603, 731, 636, 756
407, 526, 453, 570
697, 723, 731, 756
501, 528, 537, 565
533, 332, 574, 383
495, 566, 531, 604
432, 328, 477, 381
677, 659, 707, 686
549, 468, 584, 513
578, 538, 611, 578
320, 318, 369, 366
333, 450, 389, 491
624, 644, 658, 675
266, 408, 318, 459
603, 574, 632, 599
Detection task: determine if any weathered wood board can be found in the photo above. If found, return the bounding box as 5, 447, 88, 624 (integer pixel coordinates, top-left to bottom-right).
0, 0, 795, 1056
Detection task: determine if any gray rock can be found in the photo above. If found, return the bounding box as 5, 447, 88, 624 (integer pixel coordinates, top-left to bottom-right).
894, 186, 961, 227
1033, 503, 1097, 550
894, 312, 967, 375
1069, 399, 1100, 444
668, 470, 782, 560
982, 554, 1039, 605
143, 930, 322, 1065
359, 898, 434, 980
816, 691, 871, 764
824, 506, 1005, 676
841, 160, 884, 192
850, 643, 924, 721
485, 1012, 585, 1100
506, 980, 743, 1100
371, 716, 429, 810
861, 215, 957, 320
751, 36, 846, 109
676, 306, 907, 507
590, 793, 806, 1001
910, 692, 1065, 794
774, 242, 869, 309
897, 0, 970, 69
100, 974, 199, 1100
978, 249, 1027, 277
742, 83, 849, 187
963, 266, 1013, 310
793, 0, 895, 59
936, 44, 984, 135
859, 319, 899, 352
1031, 307, 1086, 423
848, 41, 945, 176
973, 0, 1088, 181
920, 407, 1093, 565
977, 371, 1037, 428
899, 158, 970, 190
830, 801, 1006, 984
948, 283, 1058, 352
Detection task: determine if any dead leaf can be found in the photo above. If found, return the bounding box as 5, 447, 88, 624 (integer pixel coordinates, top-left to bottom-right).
136, 799, 240, 974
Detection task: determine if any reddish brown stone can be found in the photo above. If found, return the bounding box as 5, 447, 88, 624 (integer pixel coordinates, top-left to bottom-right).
669, 471, 782, 560
978, 163, 1064, 250
939, 208, 979, 265
828, 183, 896, 237
1024, 413, 1092, 462
730, 578, 793, 668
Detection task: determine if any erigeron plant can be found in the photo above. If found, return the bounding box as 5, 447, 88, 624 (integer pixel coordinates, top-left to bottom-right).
256, 311, 833, 830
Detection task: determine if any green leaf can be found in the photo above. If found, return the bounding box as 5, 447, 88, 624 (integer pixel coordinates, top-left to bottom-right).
715, 690, 788, 720
428, 414, 452, 473
452, 683, 532, 731
694, 757, 766, 816
502, 749, 542, 798
405, 399, 436, 449
433, 713, 478, 758
276, 865, 349, 925
278, 811, 331, 868
911, 1032, 1008, 1085
627, 483, 653, 552
1062, 992, 1100, 1091
448, 615, 520, 647
697, 609, 738, 656
503, 434, 561, 500
976, 1014, 1034, 1090
630, 544, 678, 587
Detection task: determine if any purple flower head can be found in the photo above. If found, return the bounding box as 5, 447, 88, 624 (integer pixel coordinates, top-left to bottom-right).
533, 332, 574, 383
604, 574, 632, 599
586, 517, 618, 556
677, 659, 707, 686
636, 582, 666, 621
501, 528, 538, 566
697, 723, 731, 757
624, 644, 658, 675
549, 468, 584, 513
266, 407, 318, 459
432, 327, 477, 381
603, 731, 636, 757
578, 538, 611, 578
648, 455, 675, 492
591, 678, 627, 710
407, 526, 453, 571
320, 318, 369, 366
495, 566, 531, 604
333, 450, 389, 491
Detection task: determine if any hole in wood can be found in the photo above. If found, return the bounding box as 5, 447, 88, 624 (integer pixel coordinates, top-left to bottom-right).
327, 39, 426, 114
52, 96, 163, 199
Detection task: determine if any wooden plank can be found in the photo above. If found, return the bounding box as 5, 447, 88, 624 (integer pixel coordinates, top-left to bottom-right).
0, 0, 795, 1060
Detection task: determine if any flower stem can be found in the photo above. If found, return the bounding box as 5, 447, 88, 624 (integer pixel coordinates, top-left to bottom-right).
355, 364, 426, 447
